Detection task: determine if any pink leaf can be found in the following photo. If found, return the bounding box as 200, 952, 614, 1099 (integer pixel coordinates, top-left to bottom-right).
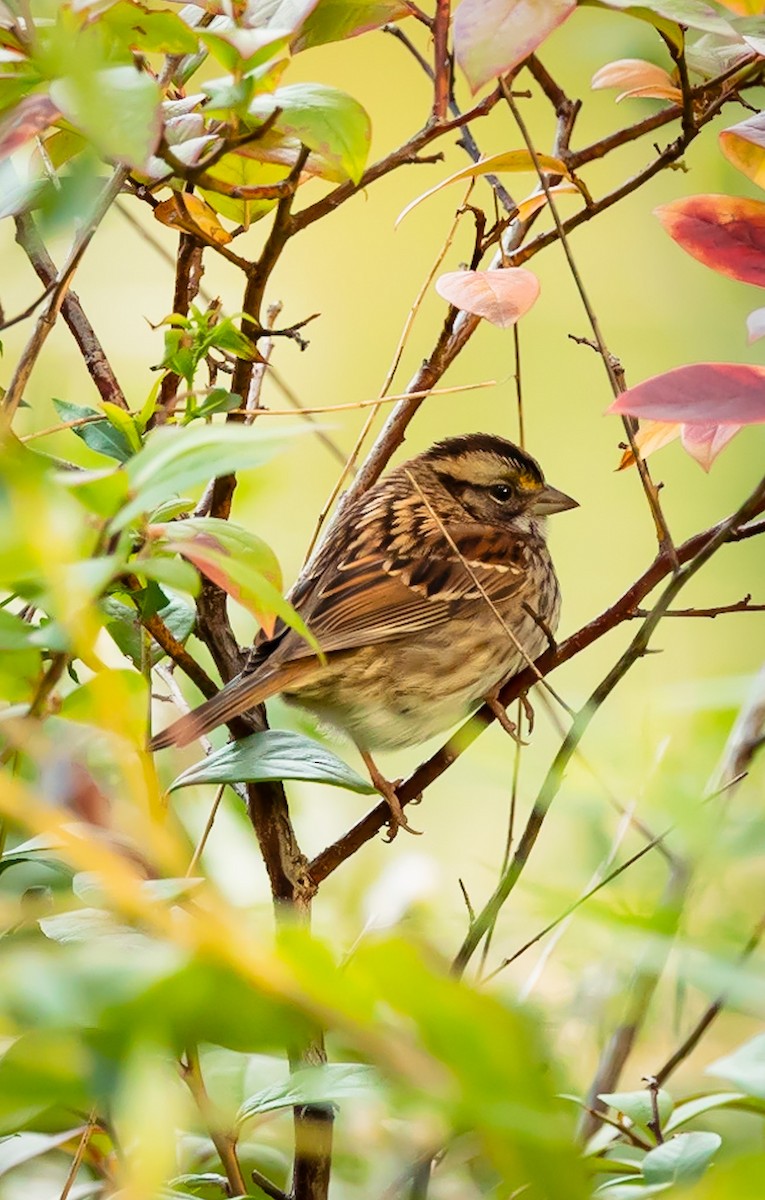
680, 421, 742, 471
435, 268, 540, 327
656, 194, 765, 287
609, 362, 765, 424
454, 0, 576, 93
746, 306, 765, 342
0, 94, 60, 162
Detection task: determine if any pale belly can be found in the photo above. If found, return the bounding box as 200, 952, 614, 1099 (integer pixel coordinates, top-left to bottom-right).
283, 589, 558, 750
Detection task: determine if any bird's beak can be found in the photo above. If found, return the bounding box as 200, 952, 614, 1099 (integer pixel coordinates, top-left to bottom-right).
530, 484, 579, 516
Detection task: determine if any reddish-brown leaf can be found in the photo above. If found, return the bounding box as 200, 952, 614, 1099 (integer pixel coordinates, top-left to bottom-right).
0, 94, 60, 161
656, 194, 765, 287
154, 193, 232, 245
435, 268, 540, 327
609, 362, 765, 424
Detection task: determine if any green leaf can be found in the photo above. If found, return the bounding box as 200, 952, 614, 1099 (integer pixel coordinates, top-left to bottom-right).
293, 0, 412, 51
599, 1089, 673, 1130
101, 3, 199, 55
707, 1032, 765, 1098
53, 399, 134, 463
0, 608, 35, 650
642, 1132, 721, 1187
598, 0, 735, 36
133, 555, 201, 596
664, 1092, 748, 1133
152, 518, 282, 590
251, 83, 371, 183
103, 592, 195, 668
113, 424, 300, 530
50, 64, 161, 168
167, 730, 377, 794
201, 153, 291, 226
100, 400, 142, 454
237, 1063, 379, 1122
0, 1128, 86, 1177
55, 466, 129, 517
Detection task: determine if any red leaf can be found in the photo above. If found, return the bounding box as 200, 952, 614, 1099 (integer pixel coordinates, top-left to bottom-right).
656, 194, 765, 287
609, 362, 765, 424
0, 94, 60, 162
435, 268, 540, 327
454, 0, 576, 93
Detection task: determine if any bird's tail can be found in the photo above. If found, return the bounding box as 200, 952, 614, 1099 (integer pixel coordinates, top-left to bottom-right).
149, 664, 300, 751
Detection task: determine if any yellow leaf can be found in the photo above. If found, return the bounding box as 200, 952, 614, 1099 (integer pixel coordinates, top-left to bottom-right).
396, 150, 572, 227
154, 193, 232, 245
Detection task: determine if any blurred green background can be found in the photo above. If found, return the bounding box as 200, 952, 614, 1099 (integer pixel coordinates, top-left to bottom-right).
2, 0, 764, 1141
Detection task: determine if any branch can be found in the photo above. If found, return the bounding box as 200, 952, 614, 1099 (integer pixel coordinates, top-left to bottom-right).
2, 166, 130, 422
431, 0, 451, 123
12, 210, 129, 410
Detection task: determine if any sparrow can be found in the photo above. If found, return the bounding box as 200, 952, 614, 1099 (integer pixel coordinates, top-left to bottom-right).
151, 433, 578, 834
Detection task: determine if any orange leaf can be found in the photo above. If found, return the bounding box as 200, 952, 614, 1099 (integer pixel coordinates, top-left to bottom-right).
154, 193, 232, 245
656, 194, 765, 287
617, 420, 681, 469
592, 57, 677, 94
720, 112, 765, 191
515, 182, 580, 222
435, 268, 540, 327
615, 83, 682, 103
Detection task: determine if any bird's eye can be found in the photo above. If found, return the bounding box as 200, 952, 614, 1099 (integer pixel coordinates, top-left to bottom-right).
488, 483, 513, 503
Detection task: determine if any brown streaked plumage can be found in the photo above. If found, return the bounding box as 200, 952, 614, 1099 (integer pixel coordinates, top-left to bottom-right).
150, 434, 578, 833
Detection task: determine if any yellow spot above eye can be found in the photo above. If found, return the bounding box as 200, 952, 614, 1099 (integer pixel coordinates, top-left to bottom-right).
515, 470, 542, 492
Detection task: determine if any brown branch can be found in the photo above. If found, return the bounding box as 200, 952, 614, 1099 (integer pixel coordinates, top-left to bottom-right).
291, 86, 505, 234
431, 0, 450, 123
308, 484, 765, 884
627, 598, 764, 619
156, 232, 205, 421
12, 211, 129, 410
182, 1046, 249, 1197
2, 166, 130, 422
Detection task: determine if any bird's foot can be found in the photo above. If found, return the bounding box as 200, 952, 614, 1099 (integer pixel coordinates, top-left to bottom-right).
360, 751, 421, 841
521, 692, 535, 734
485, 692, 529, 745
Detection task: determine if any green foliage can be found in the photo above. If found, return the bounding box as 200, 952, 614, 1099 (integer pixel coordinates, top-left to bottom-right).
167, 730, 377, 794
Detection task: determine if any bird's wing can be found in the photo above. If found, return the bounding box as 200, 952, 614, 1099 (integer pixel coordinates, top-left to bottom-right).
275, 522, 531, 658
